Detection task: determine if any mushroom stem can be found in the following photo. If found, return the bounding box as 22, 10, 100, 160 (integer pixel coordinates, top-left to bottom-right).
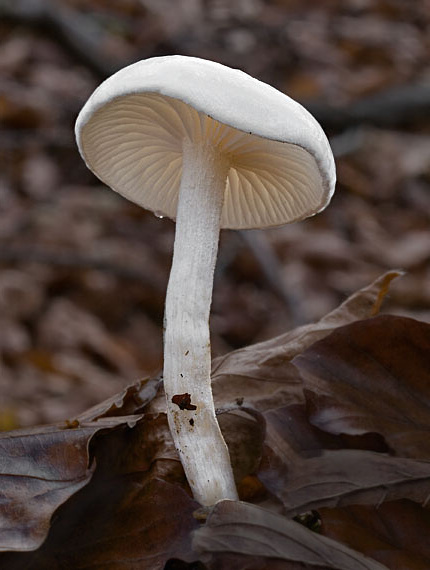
163, 138, 238, 506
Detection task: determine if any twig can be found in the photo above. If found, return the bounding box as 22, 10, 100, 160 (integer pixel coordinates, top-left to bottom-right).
0, 245, 163, 291
0, 0, 118, 77
239, 230, 305, 326
306, 83, 430, 130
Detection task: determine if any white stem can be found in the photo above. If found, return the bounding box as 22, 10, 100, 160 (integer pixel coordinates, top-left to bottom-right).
163, 139, 238, 506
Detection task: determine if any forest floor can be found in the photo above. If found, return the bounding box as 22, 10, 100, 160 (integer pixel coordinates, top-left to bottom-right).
1, 0, 430, 427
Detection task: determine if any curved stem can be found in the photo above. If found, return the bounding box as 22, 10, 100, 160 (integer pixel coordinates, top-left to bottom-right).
163, 139, 238, 506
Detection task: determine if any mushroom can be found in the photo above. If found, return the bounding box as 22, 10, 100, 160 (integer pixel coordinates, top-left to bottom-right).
75, 55, 336, 506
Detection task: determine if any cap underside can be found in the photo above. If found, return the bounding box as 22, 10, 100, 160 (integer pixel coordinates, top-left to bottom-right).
79, 93, 326, 229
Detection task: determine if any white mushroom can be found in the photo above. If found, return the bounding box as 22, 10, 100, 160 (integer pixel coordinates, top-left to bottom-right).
75, 55, 336, 506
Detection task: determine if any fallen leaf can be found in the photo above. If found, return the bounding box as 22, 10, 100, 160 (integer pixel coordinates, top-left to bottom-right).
0, 412, 200, 569
320, 500, 430, 570
193, 500, 387, 569
211, 271, 402, 412
295, 315, 430, 459
259, 445, 430, 515
0, 421, 120, 552
73, 375, 161, 423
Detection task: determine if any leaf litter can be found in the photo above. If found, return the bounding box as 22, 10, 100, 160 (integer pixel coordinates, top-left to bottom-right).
2, 271, 430, 568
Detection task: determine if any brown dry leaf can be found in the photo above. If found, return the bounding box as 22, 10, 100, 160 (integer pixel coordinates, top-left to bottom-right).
295, 315, 430, 459
0, 270, 44, 320
218, 408, 266, 487
320, 501, 430, 570
0, 378, 200, 569
255, 313, 430, 517
73, 375, 161, 423
0, 379, 161, 559
0, 418, 136, 553
0, 414, 199, 569
193, 500, 387, 570
0, 89, 48, 129
361, 230, 430, 269
211, 270, 402, 411
259, 444, 430, 515
38, 298, 138, 377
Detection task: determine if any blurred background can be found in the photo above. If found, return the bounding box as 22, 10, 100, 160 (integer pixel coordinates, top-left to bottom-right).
1, 0, 430, 428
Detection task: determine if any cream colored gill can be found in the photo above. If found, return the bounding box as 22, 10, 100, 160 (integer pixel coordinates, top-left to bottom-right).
79, 92, 323, 229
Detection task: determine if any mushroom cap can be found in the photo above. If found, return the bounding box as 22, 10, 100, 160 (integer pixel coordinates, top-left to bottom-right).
76, 55, 335, 229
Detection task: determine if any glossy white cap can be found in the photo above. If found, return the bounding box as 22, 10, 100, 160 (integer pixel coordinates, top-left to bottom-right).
76, 55, 336, 229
